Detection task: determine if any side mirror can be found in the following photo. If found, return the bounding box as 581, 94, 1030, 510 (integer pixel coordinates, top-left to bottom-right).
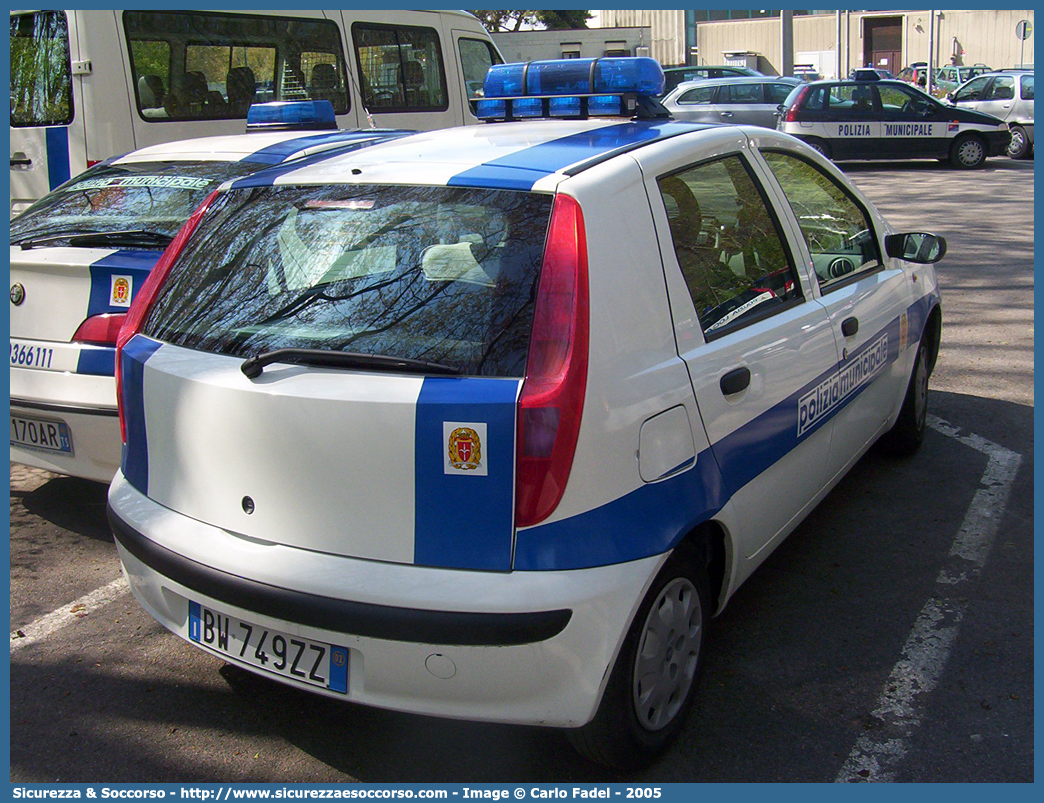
885, 232, 947, 264
946, 92, 956, 102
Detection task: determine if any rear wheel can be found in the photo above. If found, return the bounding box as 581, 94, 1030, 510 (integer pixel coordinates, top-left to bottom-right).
1007, 125, 1032, 159
949, 133, 987, 169
879, 339, 929, 456
568, 544, 709, 769
804, 137, 832, 159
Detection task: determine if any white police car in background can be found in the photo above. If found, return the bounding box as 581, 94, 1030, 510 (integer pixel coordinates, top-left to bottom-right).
778, 70, 1011, 167
10, 101, 409, 482
106, 58, 945, 768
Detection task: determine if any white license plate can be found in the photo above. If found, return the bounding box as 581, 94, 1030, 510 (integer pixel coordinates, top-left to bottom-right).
10, 414, 73, 453
188, 602, 348, 694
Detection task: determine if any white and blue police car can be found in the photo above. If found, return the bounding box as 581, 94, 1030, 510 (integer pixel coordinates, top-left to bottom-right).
106, 59, 945, 768
10, 101, 410, 482
777, 70, 1011, 167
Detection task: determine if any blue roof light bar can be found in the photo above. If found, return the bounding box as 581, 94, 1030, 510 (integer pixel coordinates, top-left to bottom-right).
477, 58, 669, 122
247, 100, 337, 131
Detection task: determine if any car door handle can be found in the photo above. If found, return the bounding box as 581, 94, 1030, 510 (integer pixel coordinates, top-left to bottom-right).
841, 317, 859, 337
720, 366, 751, 396
719, 111, 733, 118
10, 154, 32, 166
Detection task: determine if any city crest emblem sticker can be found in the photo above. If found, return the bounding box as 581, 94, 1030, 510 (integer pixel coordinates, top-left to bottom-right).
444, 422, 487, 476
110, 275, 133, 307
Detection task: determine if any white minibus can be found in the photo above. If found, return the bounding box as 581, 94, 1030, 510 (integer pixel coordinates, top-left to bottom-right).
10, 9, 502, 215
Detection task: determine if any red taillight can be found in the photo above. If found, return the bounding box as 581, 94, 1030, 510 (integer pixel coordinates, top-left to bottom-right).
72, 313, 126, 345
87, 159, 101, 168
115, 189, 220, 442
784, 86, 810, 123
515, 193, 589, 528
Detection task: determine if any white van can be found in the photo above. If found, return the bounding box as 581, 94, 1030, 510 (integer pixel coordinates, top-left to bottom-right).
10, 9, 501, 215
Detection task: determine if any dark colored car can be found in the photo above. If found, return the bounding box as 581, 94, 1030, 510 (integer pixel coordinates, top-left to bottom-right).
777, 76, 1011, 168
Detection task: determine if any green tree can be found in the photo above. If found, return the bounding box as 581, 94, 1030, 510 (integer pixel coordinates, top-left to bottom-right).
469, 10, 591, 32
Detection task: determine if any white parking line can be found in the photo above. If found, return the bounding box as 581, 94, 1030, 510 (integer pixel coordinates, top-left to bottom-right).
836, 415, 1023, 782
10, 575, 129, 654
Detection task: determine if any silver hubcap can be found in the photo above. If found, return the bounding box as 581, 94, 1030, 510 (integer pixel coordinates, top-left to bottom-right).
632, 577, 702, 731
1008, 130, 1025, 156
958, 139, 984, 166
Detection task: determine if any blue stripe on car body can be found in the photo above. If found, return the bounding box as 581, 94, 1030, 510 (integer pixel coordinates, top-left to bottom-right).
447, 121, 697, 191
229, 131, 416, 188
76, 346, 116, 376
515, 304, 933, 572
45, 126, 71, 190
241, 129, 410, 165
414, 376, 520, 571
120, 335, 163, 494
87, 250, 159, 317
514, 446, 726, 571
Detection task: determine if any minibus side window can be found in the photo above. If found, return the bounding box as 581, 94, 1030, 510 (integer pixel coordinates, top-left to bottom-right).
353, 23, 449, 112
123, 11, 350, 122
10, 11, 73, 127
458, 37, 502, 104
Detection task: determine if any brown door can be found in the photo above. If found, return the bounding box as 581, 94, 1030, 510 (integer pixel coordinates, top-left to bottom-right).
871, 50, 902, 75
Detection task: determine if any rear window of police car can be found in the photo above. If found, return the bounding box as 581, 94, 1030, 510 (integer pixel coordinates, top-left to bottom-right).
10, 160, 259, 244
143, 185, 554, 377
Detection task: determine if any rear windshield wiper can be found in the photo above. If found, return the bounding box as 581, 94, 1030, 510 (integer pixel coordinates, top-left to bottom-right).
241, 348, 463, 379
17, 229, 174, 250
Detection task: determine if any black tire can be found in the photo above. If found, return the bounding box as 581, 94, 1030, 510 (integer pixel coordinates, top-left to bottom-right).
949, 133, 987, 169
1007, 125, 1032, 159
568, 543, 709, 769
879, 339, 929, 456
804, 137, 832, 159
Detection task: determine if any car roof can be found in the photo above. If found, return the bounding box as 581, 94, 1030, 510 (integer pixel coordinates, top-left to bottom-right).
678, 75, 798, 86
225, 118, 718, 193
665, 74, 799, 98
805, 78, 926, 89
663, 65, 751, 72
111, 128, 412, 167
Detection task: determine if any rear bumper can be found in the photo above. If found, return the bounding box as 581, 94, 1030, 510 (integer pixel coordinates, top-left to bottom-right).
108, 473, 665, 726
10, 366, 120, 483
985, 129, 1012, 157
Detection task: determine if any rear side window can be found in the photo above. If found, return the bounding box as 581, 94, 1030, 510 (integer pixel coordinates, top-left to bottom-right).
767, 83, 795, 104
9, 160, 261, 244
827, 85, 874, 112
1021, 74, 1034, 100
144, 185, 554, 377
124, 11, 350, 121
720, 83, 762, 104
986, 75, 1016, 101
678, 86, 715, 105
353, 24, 448, 111
658, 155, 802, 338
10, 11, 73, 127
761, 151, 881, 291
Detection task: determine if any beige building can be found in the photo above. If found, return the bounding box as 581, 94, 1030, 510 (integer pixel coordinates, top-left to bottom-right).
599, 10, 1034, 78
